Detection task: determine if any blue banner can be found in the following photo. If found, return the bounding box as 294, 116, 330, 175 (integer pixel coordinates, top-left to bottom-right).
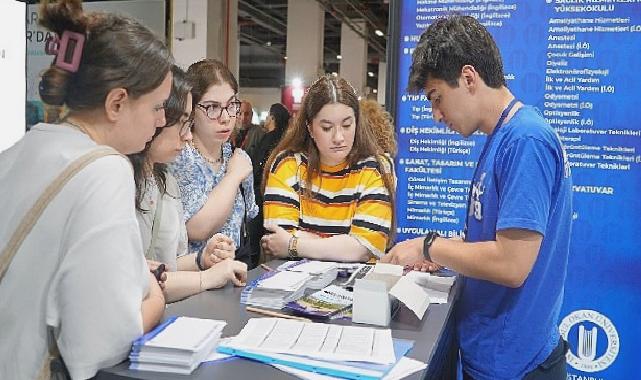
391, 1, 641, 378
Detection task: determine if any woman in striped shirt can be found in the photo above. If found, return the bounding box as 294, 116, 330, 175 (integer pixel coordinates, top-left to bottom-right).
260, 76, 395, 262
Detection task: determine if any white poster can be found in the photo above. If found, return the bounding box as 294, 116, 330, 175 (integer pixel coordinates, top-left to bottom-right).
0, 0, 26, 152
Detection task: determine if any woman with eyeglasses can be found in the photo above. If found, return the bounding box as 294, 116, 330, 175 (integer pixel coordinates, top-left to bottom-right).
129, 66, 247, 302
170, 59, 259, 269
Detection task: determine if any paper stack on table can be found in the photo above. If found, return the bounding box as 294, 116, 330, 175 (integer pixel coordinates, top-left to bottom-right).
129, 317, 226, 374
218, 318, 415, 379
241, 270, 311, 309
279, 260, 339, 289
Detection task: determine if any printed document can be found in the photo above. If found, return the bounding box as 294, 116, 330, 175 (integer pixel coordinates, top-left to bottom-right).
223, 318, 396, 364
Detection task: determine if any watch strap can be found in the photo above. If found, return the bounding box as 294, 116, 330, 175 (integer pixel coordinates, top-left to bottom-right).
422, 231, 440, 262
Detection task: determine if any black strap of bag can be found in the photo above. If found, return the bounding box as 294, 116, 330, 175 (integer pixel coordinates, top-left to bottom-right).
234, 186, 255, 268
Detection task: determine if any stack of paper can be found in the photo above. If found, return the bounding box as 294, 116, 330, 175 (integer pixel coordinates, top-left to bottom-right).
218, 318, 403, 379
279, 260, 339, 289
241, 270, 311, 309
129, 317, 226, 374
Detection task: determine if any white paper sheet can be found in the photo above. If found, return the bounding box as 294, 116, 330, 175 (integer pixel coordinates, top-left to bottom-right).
145, 317, 226, 351
389, 276, 431, 319
286, 261, 339, 274
404, 272, 454, 304
258, 271, 311, 290
272, 356, 427, 380
223, 318, 396, 364
373, 263, 404, 276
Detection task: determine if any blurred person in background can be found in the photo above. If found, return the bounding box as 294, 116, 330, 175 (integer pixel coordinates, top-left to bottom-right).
247, 103, 290, 265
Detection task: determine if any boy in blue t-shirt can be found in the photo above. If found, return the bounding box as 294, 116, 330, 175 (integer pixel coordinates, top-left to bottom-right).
382, 15, 572, 380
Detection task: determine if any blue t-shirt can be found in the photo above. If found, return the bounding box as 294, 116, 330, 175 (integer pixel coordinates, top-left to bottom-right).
169, 142, 258, 253
458, 105, 573, 380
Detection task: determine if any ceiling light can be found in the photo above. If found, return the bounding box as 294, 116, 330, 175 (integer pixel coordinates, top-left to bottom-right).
368, 72, 375, 77
375, 29, 384, 37
373, 89, 378, 94
336, 55, 342, 60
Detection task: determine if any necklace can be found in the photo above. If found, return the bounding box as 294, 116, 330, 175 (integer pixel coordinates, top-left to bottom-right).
190, 140, 222, 166
64, 119, 100, 144
64, 120, 90, 135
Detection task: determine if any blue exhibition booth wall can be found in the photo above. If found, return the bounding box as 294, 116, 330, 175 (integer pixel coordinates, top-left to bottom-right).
387, 1, 641, 378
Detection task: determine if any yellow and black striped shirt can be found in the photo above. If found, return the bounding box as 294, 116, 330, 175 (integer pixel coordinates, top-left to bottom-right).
264, 152, 392, 258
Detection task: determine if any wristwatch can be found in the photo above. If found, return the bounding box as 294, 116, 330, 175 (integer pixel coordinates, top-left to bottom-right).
288, 235, 299, 259
422, 231, 440, 262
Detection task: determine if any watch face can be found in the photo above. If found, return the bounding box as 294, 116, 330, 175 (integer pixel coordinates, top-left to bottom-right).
288, 236, 299, 258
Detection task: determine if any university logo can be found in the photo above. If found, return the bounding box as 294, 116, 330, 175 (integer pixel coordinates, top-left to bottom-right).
559, 309, 619, 372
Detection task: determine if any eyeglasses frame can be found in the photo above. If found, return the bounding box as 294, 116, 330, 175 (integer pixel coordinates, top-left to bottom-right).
196, 100, 242, 120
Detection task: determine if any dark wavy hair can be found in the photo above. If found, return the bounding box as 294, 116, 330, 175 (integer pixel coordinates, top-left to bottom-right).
128, 66, 192, 211
38, 0, 172, 111
269, 103, 290, 138
408, 15, 505, 93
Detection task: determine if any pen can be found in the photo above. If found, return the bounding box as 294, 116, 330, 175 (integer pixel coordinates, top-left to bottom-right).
260, 263, 273, 272
245, 306, 311, 322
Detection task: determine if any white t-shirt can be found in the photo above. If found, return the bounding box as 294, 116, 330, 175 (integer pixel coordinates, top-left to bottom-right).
136, 172, 189, 272
0, 123, 149, 380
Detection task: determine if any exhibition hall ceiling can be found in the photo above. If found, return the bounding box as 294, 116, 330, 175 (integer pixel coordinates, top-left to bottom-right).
239, 0, 390, 88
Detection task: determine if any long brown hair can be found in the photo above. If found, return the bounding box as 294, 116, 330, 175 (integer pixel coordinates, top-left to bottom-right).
263, 75, 396, 246
359, 99, 397, 157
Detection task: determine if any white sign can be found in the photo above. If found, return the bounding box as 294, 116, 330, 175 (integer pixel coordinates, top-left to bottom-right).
0, 0, 26, 152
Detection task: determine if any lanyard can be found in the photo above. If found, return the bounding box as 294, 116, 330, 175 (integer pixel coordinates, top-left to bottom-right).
463, 98, 518, 238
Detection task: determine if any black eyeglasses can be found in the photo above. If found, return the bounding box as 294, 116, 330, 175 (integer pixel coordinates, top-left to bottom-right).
197, 100, 242, 120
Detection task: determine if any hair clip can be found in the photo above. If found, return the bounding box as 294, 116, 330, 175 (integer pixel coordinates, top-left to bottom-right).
55, 31, 85, 73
